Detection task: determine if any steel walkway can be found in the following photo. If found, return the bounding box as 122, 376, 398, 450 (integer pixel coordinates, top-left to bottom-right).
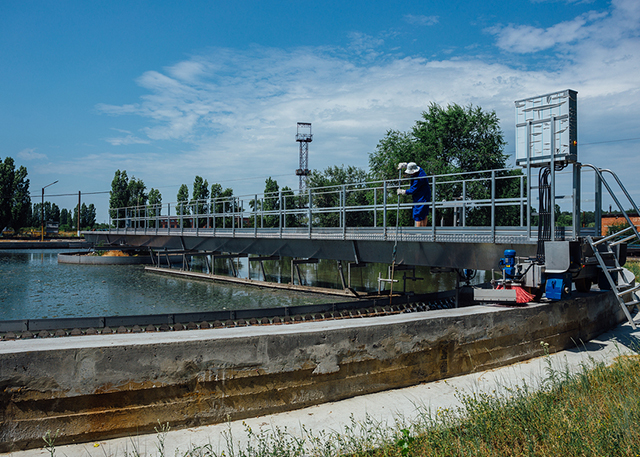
85, 167, 588, 270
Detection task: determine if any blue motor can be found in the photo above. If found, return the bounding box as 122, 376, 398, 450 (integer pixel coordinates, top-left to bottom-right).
500, 249, 517, 279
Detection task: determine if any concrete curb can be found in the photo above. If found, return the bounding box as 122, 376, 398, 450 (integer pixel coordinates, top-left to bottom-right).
0, 291, 627, 451
3, 318, 638, 457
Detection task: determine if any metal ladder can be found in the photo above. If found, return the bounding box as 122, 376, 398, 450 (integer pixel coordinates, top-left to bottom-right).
583, 165, 640, 329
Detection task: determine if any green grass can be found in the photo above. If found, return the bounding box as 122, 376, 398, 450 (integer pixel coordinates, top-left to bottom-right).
363, 354, 640, 457
626, 260, 640, 282
146, 353, 640, 457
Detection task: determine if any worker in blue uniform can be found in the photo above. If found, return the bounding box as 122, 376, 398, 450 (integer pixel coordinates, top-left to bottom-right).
397, 162, 431, 227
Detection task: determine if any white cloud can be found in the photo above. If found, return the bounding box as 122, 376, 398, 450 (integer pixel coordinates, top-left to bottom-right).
404, 14, 439, 26
17, 148, 47, 161
104, 134, 151, 146
488, 12, 597, 53
92, 0, 640, 208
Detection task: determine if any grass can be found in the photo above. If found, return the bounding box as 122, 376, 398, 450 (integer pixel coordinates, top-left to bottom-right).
362, 354, 640, 457
68, 352, 635, 457
625, 259, 640, 282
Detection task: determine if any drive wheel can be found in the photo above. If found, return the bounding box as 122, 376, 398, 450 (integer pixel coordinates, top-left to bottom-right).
574, 277, 592, 293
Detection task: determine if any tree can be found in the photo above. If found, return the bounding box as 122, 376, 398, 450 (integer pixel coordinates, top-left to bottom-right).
308, 165, 372, 227
127, 177, 147, 207
210, 183, 234, 228
109, 170, 129, 227
369, 103, 512, 226
73, 203, 97, 229
192, 176, 209, 226
147, 188, 162, 221
0, 157, 31, 230
60, 208, 70, 230
257, 177, 280, 228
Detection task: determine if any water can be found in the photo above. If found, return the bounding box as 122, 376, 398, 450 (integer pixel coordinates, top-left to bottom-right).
0, 250, 344, 320
0, 249, 487, 321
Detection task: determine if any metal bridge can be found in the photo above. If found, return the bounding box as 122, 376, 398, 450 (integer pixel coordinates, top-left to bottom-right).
85, 167, 594, 271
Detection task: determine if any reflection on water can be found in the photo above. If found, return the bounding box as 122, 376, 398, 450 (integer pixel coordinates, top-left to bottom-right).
0, 250, 344, 320
0, 249, 487, 321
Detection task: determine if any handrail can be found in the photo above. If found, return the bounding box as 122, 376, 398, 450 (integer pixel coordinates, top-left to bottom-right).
107, 167, 539, 241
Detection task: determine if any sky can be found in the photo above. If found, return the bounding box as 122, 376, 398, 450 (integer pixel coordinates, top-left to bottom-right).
2, 0, 639, 223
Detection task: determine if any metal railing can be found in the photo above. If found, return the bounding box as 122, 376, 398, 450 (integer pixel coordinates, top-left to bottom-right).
107, 168, 560, 244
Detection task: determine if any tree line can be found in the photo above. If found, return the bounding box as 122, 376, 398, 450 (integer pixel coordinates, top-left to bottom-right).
106, 103, 527, 229
1, 157, 98, 233
107, 102, 598, 229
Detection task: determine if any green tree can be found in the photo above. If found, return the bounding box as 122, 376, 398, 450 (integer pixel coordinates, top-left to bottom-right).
109, 170, 129, 227
176, 184, 190, 226
147, 188, 162, 222
281, 186, 302, 228
127, 177, 147, 207
369, 103, 516, 226
308, 165, 372, 227
255, 177, 280, 228
31, 202, 60, 226
72, 203, 96, 229
60, 208, 70, 230
192, 176, 209, 226
0, 157, 31, 230
73, 203, 97, 229
210, 183, 234, 228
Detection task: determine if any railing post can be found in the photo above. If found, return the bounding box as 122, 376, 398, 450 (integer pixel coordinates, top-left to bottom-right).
342, 184, 346, 240
373, 187, 377, 228
431, 176, 436, 241
491, 170, 496, 243
180, 203, 184, 235
595, 171, 602, 236
550, 115, 556, 240
195, 200, 199, 236
254, 194, 258, 238
308, 188, 312, 239
383, 181, 387, 240
232, 198, 236, 237
462, 180, 467, 227
279, 190, 283, 238
573, 162, 581, 239
283, 193, 287, 230
167, 203, 171, 234
520, 175, 524, 227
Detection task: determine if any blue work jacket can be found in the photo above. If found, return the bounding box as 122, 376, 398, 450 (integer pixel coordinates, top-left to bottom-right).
405, 168, 431, 221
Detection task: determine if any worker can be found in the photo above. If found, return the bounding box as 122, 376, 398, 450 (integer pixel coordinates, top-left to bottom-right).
397, 162, 431, 227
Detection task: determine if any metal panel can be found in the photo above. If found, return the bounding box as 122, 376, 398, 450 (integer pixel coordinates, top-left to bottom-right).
85, 232, 537, 270
515, 89, 577, 167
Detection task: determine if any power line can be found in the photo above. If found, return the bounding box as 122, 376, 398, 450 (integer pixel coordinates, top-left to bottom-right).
28, 191, 109, 199
579, 137, 640, 146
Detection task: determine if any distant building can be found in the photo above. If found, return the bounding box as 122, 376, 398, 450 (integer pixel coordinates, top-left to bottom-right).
601, 212, 640, 235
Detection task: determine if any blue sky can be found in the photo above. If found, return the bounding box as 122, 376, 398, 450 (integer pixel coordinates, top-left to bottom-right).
2, 0, 639, 223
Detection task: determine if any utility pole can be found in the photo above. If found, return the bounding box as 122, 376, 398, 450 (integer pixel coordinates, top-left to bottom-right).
41, 180, 58, 241
77, 191, 81, 237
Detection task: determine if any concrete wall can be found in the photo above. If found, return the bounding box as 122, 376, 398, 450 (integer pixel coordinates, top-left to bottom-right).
0, 292, 625, 451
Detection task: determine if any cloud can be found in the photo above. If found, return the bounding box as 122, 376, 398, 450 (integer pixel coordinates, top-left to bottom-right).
92, 0, 640, 206
104, 134, 151, 146
487, 13, 595, 53
404, 14, 439, 26
17, 148, 47, 161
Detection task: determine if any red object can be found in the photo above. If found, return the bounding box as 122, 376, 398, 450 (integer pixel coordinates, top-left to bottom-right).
496, 284, 534, 304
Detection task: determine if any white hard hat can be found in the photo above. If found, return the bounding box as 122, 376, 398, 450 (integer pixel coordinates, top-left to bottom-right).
405, 162, 420, 174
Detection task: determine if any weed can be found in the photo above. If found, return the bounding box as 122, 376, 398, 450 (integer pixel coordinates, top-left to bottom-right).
42, 429, 59, 457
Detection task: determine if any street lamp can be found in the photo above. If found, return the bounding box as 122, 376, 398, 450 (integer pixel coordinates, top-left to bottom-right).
41, 180, 58, 242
